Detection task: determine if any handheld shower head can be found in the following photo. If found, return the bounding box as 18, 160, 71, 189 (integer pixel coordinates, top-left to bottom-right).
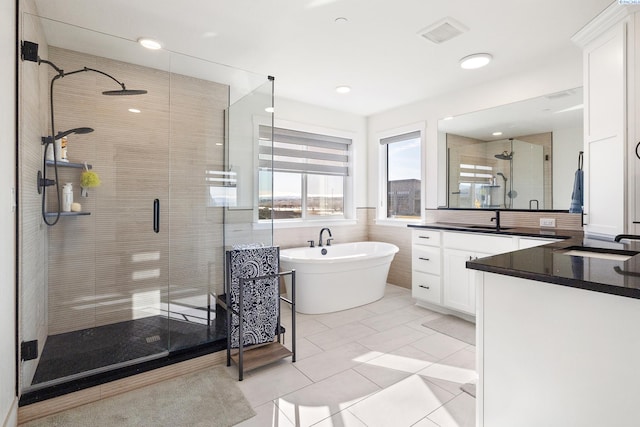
42, 127, 94, 145
55, 127, 94, 139
497, 172, 507, 182
495, 151, 513, 160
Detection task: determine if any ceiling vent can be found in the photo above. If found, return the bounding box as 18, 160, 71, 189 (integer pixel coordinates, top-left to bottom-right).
418, 17, 469, 44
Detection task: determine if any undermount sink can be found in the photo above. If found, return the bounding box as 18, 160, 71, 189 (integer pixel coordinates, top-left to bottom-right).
558, 246, 639, 261
467, 225, 513, 231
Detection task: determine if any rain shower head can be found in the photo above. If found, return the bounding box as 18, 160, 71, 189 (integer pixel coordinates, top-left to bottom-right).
77, 67, 148, 96
102, 88, 148, 96
495, 151, 513, 160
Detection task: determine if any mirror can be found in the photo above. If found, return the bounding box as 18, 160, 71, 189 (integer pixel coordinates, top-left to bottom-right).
439, 87, 583, 210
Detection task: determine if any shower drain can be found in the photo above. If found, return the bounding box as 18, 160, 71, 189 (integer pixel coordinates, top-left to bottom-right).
145, 335, 161, 343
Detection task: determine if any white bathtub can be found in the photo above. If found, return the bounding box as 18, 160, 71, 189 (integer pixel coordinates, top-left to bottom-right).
280, 241, 399, 314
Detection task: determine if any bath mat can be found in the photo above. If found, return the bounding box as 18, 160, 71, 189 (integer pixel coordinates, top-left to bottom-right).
22, 366, 256, 427
460, 382, 476, 398
422, 315, 476, 345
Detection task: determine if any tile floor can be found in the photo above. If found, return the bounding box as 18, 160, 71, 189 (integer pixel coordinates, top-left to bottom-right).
232, 284, 476, 427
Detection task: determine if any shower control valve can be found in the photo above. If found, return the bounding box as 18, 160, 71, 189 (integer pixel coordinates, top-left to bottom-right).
37, 170, 55, 194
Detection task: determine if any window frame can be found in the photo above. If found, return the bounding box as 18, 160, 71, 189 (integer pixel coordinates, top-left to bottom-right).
256, 119, 355, 226
377, 123, 425, 224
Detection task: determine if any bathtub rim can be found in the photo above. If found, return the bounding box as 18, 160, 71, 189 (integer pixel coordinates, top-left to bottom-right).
279, 241, 399, 264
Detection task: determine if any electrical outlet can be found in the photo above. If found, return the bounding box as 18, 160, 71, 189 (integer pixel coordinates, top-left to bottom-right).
540, 218, 556, 227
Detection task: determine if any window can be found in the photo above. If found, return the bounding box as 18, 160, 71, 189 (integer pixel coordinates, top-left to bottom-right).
381, 130, 421, 219
258, 126, 351, 221
455, 157, 496, 208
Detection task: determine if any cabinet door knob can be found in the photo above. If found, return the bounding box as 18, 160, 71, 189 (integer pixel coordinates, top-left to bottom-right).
419, 257, 430, 261
419, 285, 430, 289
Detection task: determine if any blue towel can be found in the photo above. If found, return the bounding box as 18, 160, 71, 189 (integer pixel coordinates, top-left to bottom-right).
569, 169, 583, 213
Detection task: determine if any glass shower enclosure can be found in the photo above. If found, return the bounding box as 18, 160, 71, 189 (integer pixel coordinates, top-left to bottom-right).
18, 11, 273, 401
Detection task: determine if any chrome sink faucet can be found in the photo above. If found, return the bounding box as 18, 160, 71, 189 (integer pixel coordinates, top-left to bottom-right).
319, 227, 332, 247
490, 210, 501, 230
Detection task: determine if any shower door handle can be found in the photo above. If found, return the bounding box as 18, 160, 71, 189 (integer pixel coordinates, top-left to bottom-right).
153, 199, 160, 233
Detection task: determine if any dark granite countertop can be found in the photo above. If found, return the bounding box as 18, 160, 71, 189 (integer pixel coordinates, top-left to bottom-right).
408, 223, 640, 300
408, 223, 578, 239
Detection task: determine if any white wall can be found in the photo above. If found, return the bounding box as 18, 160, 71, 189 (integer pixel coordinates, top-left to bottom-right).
274, 96, 368, 208
367, 47, 584, 210
1, 1, 17, 426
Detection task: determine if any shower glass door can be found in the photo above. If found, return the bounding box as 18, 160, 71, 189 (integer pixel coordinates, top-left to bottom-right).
19, 11, 271, 395
19, 13, 173, 391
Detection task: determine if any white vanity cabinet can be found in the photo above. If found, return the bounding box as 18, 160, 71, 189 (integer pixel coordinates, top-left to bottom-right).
411, 229, 442, 304
572, 5, 640, 237
411, 227, 560, 316
442, 232, 514, 315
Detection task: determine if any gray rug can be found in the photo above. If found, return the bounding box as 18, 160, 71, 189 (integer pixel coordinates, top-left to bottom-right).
422, 315, 476, 345
23, 366, 256, 427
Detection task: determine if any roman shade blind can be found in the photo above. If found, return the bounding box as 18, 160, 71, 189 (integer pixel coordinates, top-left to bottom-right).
259, 125, 351, 176
379, 130, 421, 145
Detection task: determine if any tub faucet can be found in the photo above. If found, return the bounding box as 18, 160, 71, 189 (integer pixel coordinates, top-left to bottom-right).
318, 227, 332, 247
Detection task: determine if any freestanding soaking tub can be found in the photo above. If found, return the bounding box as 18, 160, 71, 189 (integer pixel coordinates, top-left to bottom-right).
280, 241, 399, 314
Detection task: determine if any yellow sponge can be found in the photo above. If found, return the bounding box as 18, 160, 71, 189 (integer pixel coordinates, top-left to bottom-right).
80, 170, 101, 188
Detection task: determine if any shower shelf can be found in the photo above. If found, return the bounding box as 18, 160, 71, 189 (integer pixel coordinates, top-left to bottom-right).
46, 160, 92, 169
44, 212, 90, 217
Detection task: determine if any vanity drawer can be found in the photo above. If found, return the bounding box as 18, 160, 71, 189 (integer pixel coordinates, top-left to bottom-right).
412, 229, 441, 246
443, 231, 514, 254
412, 271, 441, 304
412, 245, 441, 275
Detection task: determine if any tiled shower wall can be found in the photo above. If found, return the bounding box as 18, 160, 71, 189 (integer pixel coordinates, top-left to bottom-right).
42, 47, 228, 334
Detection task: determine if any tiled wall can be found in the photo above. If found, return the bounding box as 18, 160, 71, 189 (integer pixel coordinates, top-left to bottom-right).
273, 207, 369, 249
368, 221, 413, 289
43, 47, 228, 334
426, 208, 583, 230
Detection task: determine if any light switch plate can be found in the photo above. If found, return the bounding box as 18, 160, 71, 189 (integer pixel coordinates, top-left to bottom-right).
540, 218, 556, 227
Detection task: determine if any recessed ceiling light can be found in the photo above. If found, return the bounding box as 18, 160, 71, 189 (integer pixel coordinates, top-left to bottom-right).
215, 143, 223, 146
128, 108, 141, 113
265, 106, 275, 113
335, 85, 351, 94
459, 53, 492, 69
492, 131, 503, 136
335, 17, 348, 24
443, 116, 454, 121
138, 38, 163, 50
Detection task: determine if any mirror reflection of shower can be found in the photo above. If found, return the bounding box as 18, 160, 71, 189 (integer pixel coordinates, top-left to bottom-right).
447, 135, 545, 209
494, 142, 516, 209
22, 40, 147, 226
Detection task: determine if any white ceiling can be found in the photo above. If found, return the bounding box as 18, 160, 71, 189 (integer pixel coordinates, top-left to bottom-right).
31, 0, 613, 117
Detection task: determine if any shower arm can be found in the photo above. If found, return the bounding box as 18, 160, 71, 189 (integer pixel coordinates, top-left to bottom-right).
40, 60, 128, 139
